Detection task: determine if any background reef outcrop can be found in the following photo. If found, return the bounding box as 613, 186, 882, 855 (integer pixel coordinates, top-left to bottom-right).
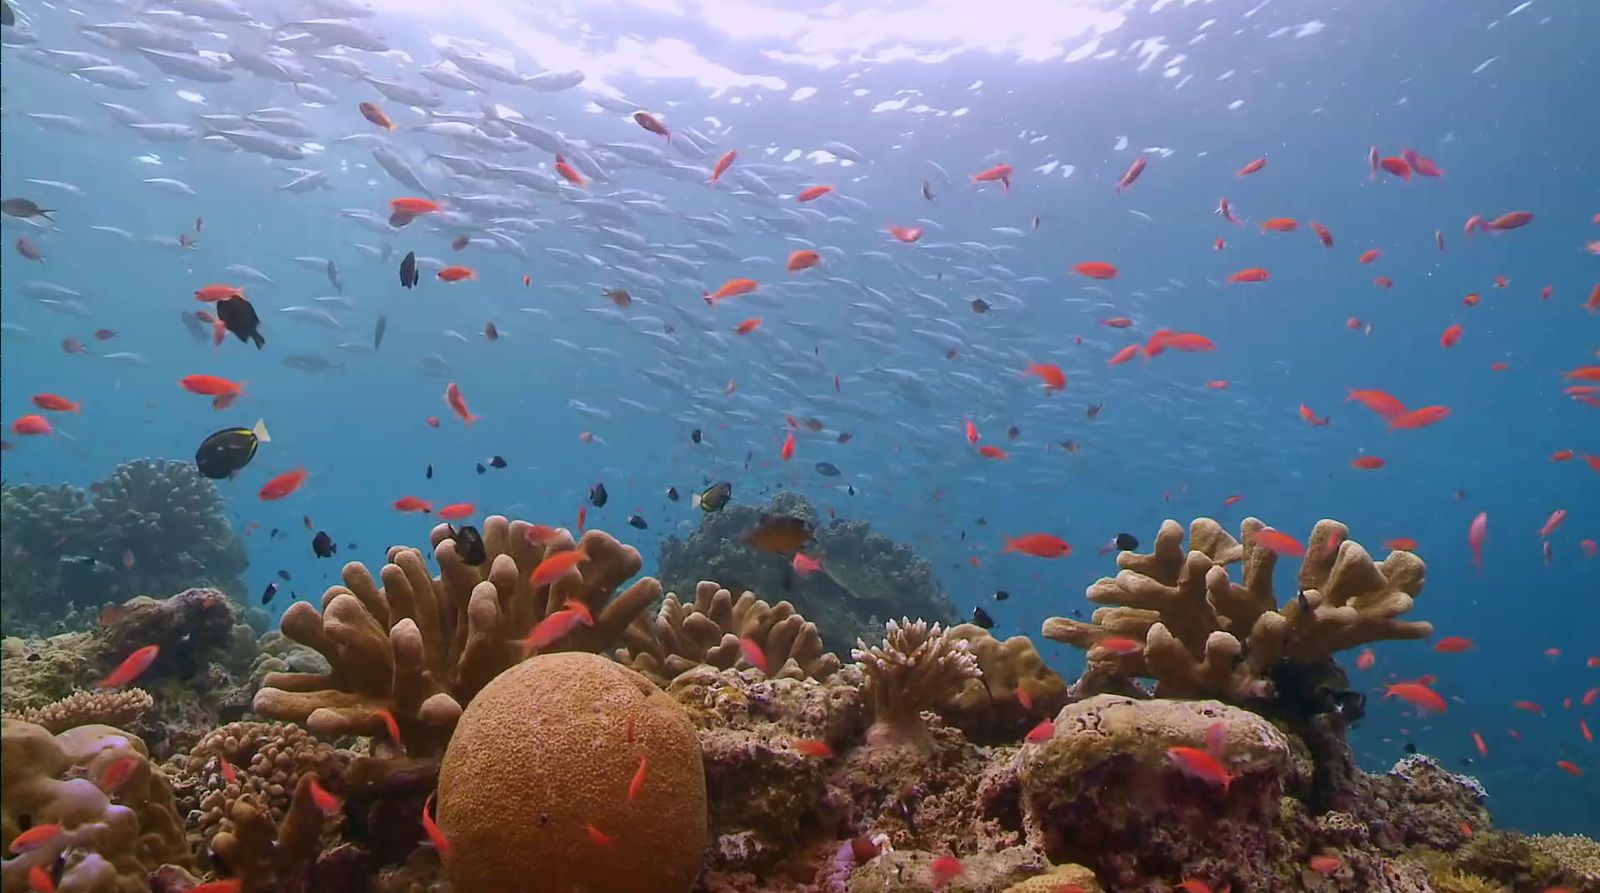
657, 492, 956, 653
0, 459, 248, 633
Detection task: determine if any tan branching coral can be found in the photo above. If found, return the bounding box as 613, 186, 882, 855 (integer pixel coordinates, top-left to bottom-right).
207, 774, 327, 892
165, 721, 345, 849
252, 517, 662, 757
1042, 517, 1432, 700
2, 688, 153, 734
853, 618, 981, 749
940, 625, 1066, 741
616, 580, 840, 684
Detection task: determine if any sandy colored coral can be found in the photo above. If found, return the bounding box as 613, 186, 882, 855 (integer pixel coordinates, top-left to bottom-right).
207, 774, 328, 893
940, 625, 1066, 743
252, 517, 661, 757
618, 580, 840, 684
164, 721, 345, 849
853, 619, 981, 750
1, 720, 192, 893
437, 652, 707, 893
1042, 517, 1432, 700
1001, 863, 1103, 893
2, 689, 153, 735
1528, 833, 1600, 883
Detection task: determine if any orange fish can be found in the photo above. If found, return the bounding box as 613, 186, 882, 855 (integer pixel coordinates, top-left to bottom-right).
1207, 380, 1230, 389
1308, 855, 1341, 875
1389, 405, 1450, 430
1351, 455, 1386, 470
1346, 388, 1406, 420
1025, 718, 1055, 742
1252, 528, 1305, 558
1379, 157, 1411, 179
1072, 261, 1118, 280
422, 792, 450, 860
1564, 366, 1600, 381
553, 155, 585, 186
791, 739, 833, 758
390, 197, 441, 215
735, 318, 762, 335
259, 468, 307, 501
98, 754, 140, 793
1237, 156, 1266, 176
27, 864, 55, 893
358, 101, 394, 130
1473, 732, 1488, 756
964, 419, 979, 444
97, 644, 159, 689
1026, 362, 1066, 391
194, 283, 245, 302
1108, 344, 1140, 366
1434, 636, 1475, 653
977, 444, 1008, 460
1384, 681, 1447, 713
1310, 221, 1334, 247
1098, 636, 1143, 656
780, 430, 795, 461
930, 855, 964, 887
529, 548, 591, 588
1358, 249, 1381, 264
1003, 533, 1072, 558
1373, 276, 1393, 289
739, 635, 769, 673
1551, 449, 1575, 462
705, 278, 759, 302
1484, 211, 1533, 230
1557, 760, 1584, 777
886, 224, 923, 243
1260, 217, 1297, 232
307, 776, 340, 816
445, 382, 478, 425
1102, 317, 1133, 328
792, 552, 823, 577
1539, 509, 1567, 539
585, 823, 614, 847
973, 163, 1014, 191
438, 503, 474, 521
1167, 746, 1232, 791
1115, 156, 1146, 192
437, 265, 476, 282
633, 110, 670, 141
1356, 648, 1377, 670
796, 185, 833, 202
1299, 404, 1330, 427
1226, 268, 1269, 284
30, 394, 80, 412
523, 604, 594, 651
1441, 324, 1464, 348
11, 414, 54, 435
709, 150, 736, 184
180, 374, 243, 396
10, 823, 62, 854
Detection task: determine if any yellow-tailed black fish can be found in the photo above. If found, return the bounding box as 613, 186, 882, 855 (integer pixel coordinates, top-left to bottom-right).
216, 296, 265, 348
195, 419, 269, 479
400, 251, 420, 288
743, 513, 815, 554
693, 481, 732, 513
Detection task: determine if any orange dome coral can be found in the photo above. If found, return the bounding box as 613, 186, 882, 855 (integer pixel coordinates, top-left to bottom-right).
437, 652, 707, 893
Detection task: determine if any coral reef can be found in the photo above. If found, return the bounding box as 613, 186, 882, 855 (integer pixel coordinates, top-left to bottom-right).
2, 689, 154, 735
939, 625, 1067, 744
853, 618, 980, 750
437, 652, 707, 893
0, 460, 247, 632
1043, 517, 1431, 703
252, 518, 662, 757
207, 773, 328, 891
0, 720, 193, 892
658, 492, 956, 653
618, 580, 841, 684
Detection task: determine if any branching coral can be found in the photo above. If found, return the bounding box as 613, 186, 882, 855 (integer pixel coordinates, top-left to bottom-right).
2, 689, 153, 734
617, 580, 840, 684
165, 721, 346, 850
940, 624, 1067, 743
853, 618, 980, 749
253, 517, 661, 757
1042, 517, 1432, 701
207, 774, 328, 892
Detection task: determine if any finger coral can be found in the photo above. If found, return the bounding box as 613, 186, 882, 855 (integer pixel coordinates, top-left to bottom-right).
2, 688, 153, 735
1042, 517, 1432, 701
940, 624, 1067, 743
853, 618, 981, 750
437, 652, 707, 893
252, 517, 661, 757
206, 774, 328, 891
617, 580, 840, 684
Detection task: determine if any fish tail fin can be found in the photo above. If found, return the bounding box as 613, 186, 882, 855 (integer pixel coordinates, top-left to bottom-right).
251, 332, 266, 349
252, 418, 271, 443
691, 492, 703, 509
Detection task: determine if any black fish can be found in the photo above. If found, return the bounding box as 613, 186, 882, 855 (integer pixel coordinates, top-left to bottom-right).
971, 606, 994, 629
426, 463, 434, 479
628, 515, 648, 529
744, 513, 814, 553
1086, 403, 1103, 421
487, 455, 507, 469
1404, 742, 1418, 755
399, 251, 420, 288
695, 481, 732, 513
814, 461, 841, 477
216, 296, 265, 349
1, 1, 14, 27
476, 463, 486, 475
970, 298, 991, 314
326, 259, 343, 294
666, 486, 679, 502
846, 485, 855, 496
1114, 533, 1139, 551
260, 582, 278, 604
994, 590, 1010, 601
589, 482, 608, 508
453, 525, 486, 566
195, 419, 269, 479
975, 517, 988, 526
690, 428, 702, 444
374, 314, 388, 351
311, 531, 337, 559
836, 432, 853, 444
1007, 426, 1021, 440
277, 569, 290, 581
269, 528, 280, 539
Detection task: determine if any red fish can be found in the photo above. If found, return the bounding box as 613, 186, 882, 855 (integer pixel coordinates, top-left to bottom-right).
180, 374, 243, 396
374, 708, 401, 744
585, 823, 614, 846
1237, 156, 1266, 176
1025, 718, 1055, 742
1072, 261, 1118, 280
422, 792, 449, 860
1252, 528, 1305, 558
1299, 404, 1330, 427
1099, 636, 1143, 655
628, 755, 648, 801
781, 430, 795, 461
633, 111, 670, 141
307, 776, 341, 816
1167, 746, 1232, 791
358, 101, 394, 131
438, 503, 474, 521
1102, 317, 1133, 328
1226, 268, 1269, 284
1116, 156, 1146, 192
709, 150, 736, 184
1441, 324, 1464, 348
931, 855, 964, 887
393, 496, 433, 514
1309, 855, 1342, 875
553, 155, 585, 186
194, 283, 245, 302
1484, 211, 1533, 230
1384, 537, 1418, 551
1403, 149, 1442, 177
98, 644, 159, 689
10, 823, 62, 854
977, 444, 1008, 460
189, 883, 243, 893
1379, 157, 1411, 180
1026, 362, 1066, 391
1358, 249, 1381, 264
1215, 196, 1239, 223
1351, 456, 1386, 470
529, 549, 590, 588
259, 468, 307, 501
1469, 511, 1488, 568
437, 265, 476, 282
26, 865, 55, 893
1385, 681, 1447, 713
1109, 345, 1140, 366
445, 382, 478, 425
1309, 221, 1334, 247
791, 739, 833, 758
1539, 509, 1567, 538
1356, 648, 1377, 670
98, 755, 140, 793
1372, 275, 1394, 289
11, 414, 54, 436
1003, 533, 1072, 558
735, 318, 762, 335
1434, 636, 1475, 653
973, 163, 1013, 191
523, 604, 594, 651
390, 197, 440, 215
792, 552, 823, 576
886, 224, 923, 243
705, 278, 760, 301
797, 185, 834, 202
1389, 406, 1450, 430
965, 419, 979, 444
1260, 217, 1297, 232
1513, 700, 1544, 715
739, 636, 769, 674
1346, 388, 1406, 420
1557, 761, 1584, 777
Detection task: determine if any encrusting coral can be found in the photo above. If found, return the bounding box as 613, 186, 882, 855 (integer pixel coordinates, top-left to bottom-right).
853, 618, 980, 750
1, 720, 193, 893
618, 580, 841, 684
437, 652, 707, 893
252, 517, 662, 757
1043, 517, 1432, 701
2, 689, 153, 735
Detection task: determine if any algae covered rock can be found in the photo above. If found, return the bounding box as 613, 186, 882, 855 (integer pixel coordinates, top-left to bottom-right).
437, 652, 707, 893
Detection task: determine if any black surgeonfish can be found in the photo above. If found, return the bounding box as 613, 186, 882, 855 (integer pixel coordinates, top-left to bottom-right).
195, 419, 270, 479
216, 296, 265, 348
400, 251, 420, 288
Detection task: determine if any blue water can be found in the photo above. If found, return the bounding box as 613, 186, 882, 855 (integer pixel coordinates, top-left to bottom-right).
2, 0, 1595, 834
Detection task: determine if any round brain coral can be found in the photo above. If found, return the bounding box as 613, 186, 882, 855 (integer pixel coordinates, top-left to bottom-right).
437, 652, 707, 893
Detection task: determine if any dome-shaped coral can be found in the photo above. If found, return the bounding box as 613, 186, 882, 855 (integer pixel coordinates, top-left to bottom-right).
437, 652, 707, 893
